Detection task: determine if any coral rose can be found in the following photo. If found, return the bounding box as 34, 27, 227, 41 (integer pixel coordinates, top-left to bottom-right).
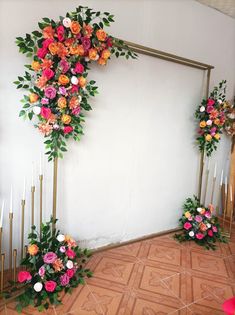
48, 42, 58, 55
70, 21, 81, 34
31, 61, 41, 71
53, 258, 64, 272
98, 58, 107, 66
58, 74, 70, 85
199, 121, 206, 128
96, 29, 107, 41
61, 114, 71, 124
205, 134, 212, 141
38, 122, 53, 136
83, 23, 93, 38
41, 58, 53, 69
69, 96, 79, 109
58, 97, 67, 109
214, 133, 220, 140
43, 26, 55, 39
63, 126, 73, 134
102, 49, 111, 60
29, 93, 39, 103
79, 76, 86, 88
18, 271, 32, 283
28, 244, 39, 256
45, 280, 56, 292
88, 48, 98, 60
199, 223, 207, 232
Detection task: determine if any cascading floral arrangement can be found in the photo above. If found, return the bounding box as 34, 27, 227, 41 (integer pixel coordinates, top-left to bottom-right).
14, 6, 137, 161
195, 80, 227, 157
174, 196, 227, 250
4, 220, 92, 313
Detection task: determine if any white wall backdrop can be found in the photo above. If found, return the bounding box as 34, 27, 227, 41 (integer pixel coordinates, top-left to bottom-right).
0, 0, 234, 254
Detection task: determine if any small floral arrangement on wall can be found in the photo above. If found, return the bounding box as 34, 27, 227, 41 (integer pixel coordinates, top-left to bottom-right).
174, 196, 227, 250
14, 6, 137, 161
5, 219, 92, 313
195, 80, 228, 156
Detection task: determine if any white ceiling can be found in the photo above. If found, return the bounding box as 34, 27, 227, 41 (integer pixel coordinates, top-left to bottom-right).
196, 0, 235, 18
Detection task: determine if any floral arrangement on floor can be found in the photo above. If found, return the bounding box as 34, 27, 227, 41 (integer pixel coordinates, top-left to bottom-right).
224, 104, 235, 137
174, 196, 227, 250
14, 6, 137, 161
4, 219, 92, 313
195, 80, 228, 156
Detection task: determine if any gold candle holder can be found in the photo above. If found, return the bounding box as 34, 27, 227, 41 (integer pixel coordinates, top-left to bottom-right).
210, 177, 216, 204
13, 249, 17, 283
31, 186, 35, 229
21, 200, 25, 260
39, 175, 43, 237
1, 253, 5, 292
9, 212, 13, 278
0, 227, 2, 255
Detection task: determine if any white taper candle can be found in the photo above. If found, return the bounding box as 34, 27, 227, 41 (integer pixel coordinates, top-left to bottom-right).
10, 186, 13, 213
220, 169, 224, 186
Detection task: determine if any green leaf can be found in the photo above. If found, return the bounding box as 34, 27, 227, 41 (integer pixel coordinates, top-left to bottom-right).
19, 110, 26, 117
32, 30, 42, 38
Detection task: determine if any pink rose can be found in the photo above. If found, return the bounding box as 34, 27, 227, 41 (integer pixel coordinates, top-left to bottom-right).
208, 230, 213, 237
41, 98, 49, 105
42, 68, 54, 80
43, 252, 57, 264
64, 126, 73, 134
57, 25, 65, 42
59, 59, 70, 73
206, 105, 214, 113
207, 98, 215, 106
70, 85, 79, 94
205, 211, 211, 219
59, 86, 67, 95
38, 266, 45, 277
60, 246, 66, 253
195, 215, 202, 223
42, 39, 54, 49
212, 226, 218, 233
81, 37, 91, 50
66, 249, 76, 259
60, 274, 70, 286
72, 106, 81, 116
37, 47, 47, 59
106, 37, 113, 47
45, 280, 56, 292
66, 269, 75, 278
41, 107, 52, 120
196, 233, 204, 240
183, 222, 192, 230
74, 62, 84, 74
18, 271, 32, 283
44, 86, 56, 99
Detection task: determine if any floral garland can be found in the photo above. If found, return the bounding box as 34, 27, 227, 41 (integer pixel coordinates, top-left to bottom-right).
174, 196, 227, 250
195, 80, 227, 157
14, 6, 137, 161
4, 219, 92, 313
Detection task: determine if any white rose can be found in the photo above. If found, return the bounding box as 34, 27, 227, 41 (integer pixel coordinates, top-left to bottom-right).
197, 207, 202, 212
218, 99, 222, 104
189, 231, 194, 237
66, 260, 74, 269
78, 95, 82, 102
63, 17, 71, 28
53, 124, 60, 130
33, 106, 41, 115
85, 57, 90, 62
207, 223, 211, 228
71, 76, 78, 85
57, 234, 65, 242
200, 106, 205, 112
206, 120, 212, 126
95, 54, 99, 61
34, 282, 43, 292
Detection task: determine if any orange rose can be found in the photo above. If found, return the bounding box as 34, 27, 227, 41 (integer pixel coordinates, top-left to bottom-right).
36, 76, 48, 89
69, 96, 79, 109
214, 118, 220, 125
83, 23, 93, 38
61, 114, 71, 124
70, 45, 79, 55
101, 49, 111, 60
58, 74, 69, 85
58, 97, 67, 109
48, 113, 56, 124
31, 61, 41, 71
48, 42, 58, 55
98, 58, 107, 66
42, 26, 55, 39
96, 29, 107, 41
200, 208, 206, 215
64, 38, 75, 47
41, 58, 53, 69
214, 133, 220, 140
79, 76, 86, 88
205, 134, 212, 142
53, 258, 63, 272
199, 121, 206, 128
65, 235, 76, 248
89, 48, 98, 60
29, 93, 39, 103
70, 21, 81, 34
28, 244, 39, 256
199, 223, 207, 232
57, 42, 68, 59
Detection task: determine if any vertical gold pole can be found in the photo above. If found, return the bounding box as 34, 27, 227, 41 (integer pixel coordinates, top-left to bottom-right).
52, 157, 58, 231
203, 167, 209, 205
0, 227, 2, 255
210, 177, 216, 204
216, 185, 222, 217
229, 203, 234, 237
39, 175, 43, 237
24, 245, 28, 258
31, 186, 35, 229
222, 191, 228, 230
1, 253, 5, 292
21, 200, 25, 260
9, 212, 13, 278
13, 249, 17, 283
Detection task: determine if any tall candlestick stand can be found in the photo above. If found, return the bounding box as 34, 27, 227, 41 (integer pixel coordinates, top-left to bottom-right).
13, 249, 17, 283
203, 167, 209, 205
210, 176, 216, 204
198, 151, 204, 202
0, 227, 2, 255
216, 185, 222, 217
222, 190, 228, 231
1, 253, 5, 292
9, 212, 13, 278
21, 200, 25, 260
31, 186, 35, 229
52, 157, 58, 231
39, 174, 43, 237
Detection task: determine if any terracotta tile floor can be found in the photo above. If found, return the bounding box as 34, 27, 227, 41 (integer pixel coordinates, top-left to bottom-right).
3, 231, 235, 314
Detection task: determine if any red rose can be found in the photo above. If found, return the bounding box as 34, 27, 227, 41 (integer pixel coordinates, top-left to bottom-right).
41, 107, 52, 120
208, 230, 213, 237
66, 269, 75, 278
70, 85, 79, 94
57, 25, 65, 42
18, 271, 32, 283
45, 280, 57, 292
63, 126, 73, 134
74, 62, 84, 74
106, 37, 113, 47
207, 98, 215, 106
42, 68, 54, 80
66, 249, 76, 259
